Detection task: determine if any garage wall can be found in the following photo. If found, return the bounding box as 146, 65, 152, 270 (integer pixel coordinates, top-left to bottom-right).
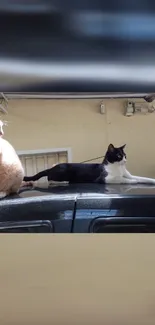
3, 98, 155, 177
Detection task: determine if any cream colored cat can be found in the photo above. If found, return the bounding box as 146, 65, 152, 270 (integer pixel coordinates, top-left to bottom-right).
0, 120, 24, 199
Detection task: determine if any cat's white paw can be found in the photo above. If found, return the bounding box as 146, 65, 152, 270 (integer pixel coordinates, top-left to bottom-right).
130, 179, 138, 184
0, 191, 7, 199
21, 181, 34, 187
48, 180, 68, 186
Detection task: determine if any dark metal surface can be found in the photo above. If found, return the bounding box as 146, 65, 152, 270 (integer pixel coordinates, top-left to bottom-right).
0, 220, 53, 233
18, 183, 155, 197
73, 194, 155, 233
90, 217, 155, 233
0, 183, 155, 233
0, 187, 76, 233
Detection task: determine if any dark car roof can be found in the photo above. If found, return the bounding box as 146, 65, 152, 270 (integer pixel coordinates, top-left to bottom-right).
18, 183, 155, 200
1, 183, 155, 232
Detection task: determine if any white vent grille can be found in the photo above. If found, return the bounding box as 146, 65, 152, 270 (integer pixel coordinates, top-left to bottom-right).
19, 149, 69, 184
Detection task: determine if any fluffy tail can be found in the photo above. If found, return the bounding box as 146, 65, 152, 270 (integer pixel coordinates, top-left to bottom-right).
23, 168, 50, 182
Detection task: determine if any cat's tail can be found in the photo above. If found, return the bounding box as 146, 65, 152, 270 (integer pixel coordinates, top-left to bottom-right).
23, 168, 50, 182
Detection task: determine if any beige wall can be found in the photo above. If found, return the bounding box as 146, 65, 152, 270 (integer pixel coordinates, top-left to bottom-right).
0, 235, 155, 325
3, 98, 155, 177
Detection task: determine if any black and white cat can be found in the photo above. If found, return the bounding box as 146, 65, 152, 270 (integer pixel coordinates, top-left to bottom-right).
23, 144, 155, 185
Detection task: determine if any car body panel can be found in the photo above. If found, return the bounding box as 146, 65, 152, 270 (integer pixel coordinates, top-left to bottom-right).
1, 183, 155, 233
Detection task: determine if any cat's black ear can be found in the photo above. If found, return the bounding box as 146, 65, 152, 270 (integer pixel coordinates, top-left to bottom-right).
108, 144, 115, 152
121, 144, 126, 150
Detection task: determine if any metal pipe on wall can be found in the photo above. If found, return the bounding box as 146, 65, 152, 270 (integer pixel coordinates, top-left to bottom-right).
1, 93, 152, 100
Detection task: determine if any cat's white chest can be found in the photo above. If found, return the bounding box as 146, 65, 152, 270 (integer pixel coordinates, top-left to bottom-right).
105, 162, 125, 182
